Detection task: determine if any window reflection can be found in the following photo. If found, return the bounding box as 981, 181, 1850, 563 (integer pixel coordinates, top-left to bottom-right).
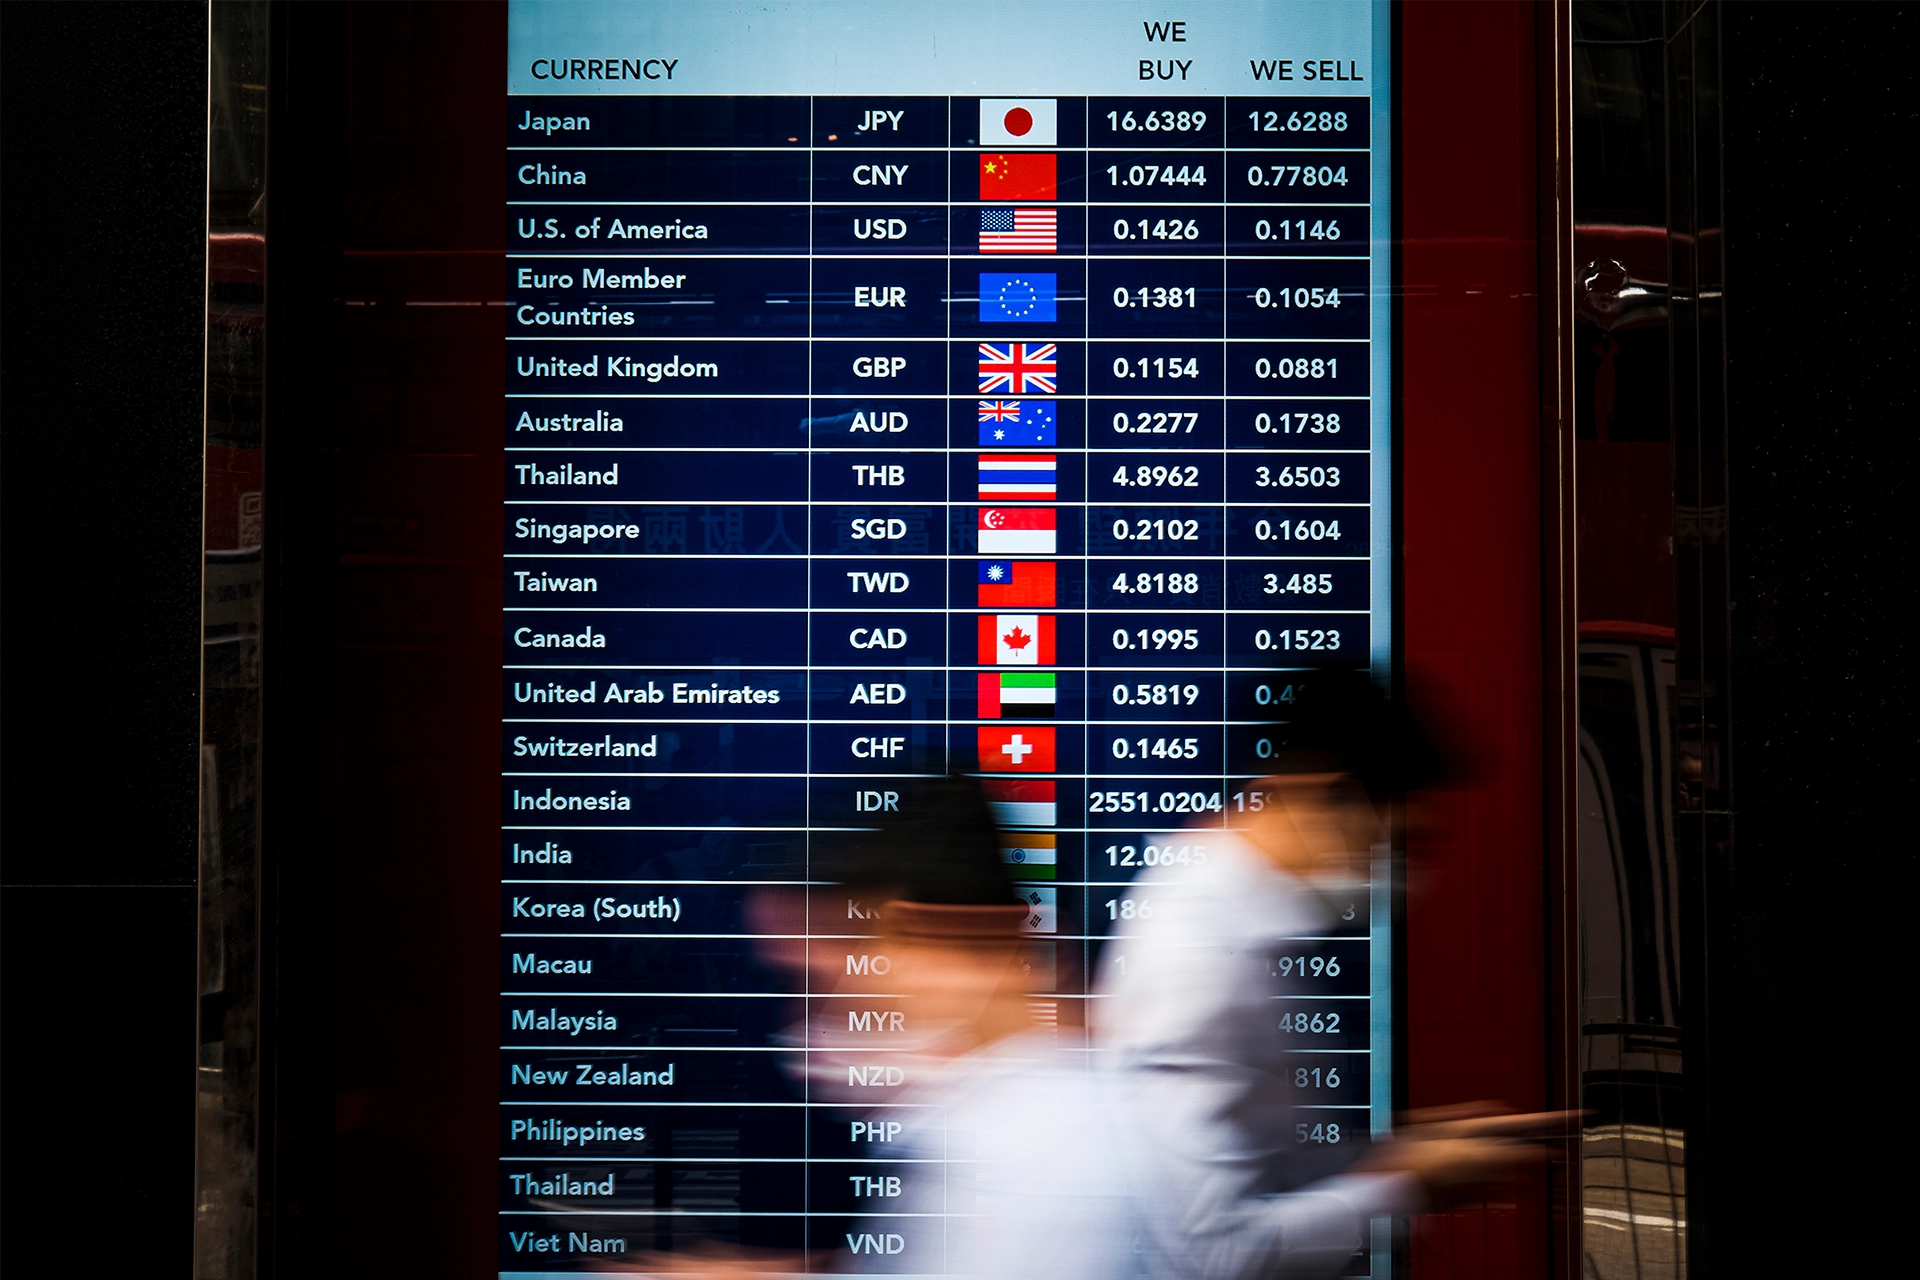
1573, 3, 1688, 1278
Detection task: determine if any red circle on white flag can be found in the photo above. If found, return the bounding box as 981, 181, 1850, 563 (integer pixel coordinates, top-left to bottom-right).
1003, 107, 1033, 137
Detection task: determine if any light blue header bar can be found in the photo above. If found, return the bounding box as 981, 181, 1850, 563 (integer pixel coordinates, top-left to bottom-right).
509, 0, 1374, 97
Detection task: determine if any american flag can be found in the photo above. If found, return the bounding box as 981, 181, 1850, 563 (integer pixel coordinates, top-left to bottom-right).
979, 208, 1057, 253
978, 343, 1058, 394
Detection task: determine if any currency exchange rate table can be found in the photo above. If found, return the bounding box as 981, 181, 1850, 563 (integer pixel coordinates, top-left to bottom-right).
501, 84, 1385, 1272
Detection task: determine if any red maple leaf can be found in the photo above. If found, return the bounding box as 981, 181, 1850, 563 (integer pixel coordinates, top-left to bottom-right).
1002, 626, 1031, 651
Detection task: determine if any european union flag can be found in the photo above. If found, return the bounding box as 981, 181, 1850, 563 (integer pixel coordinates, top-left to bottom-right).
979, 272, 1057, 323
978, 399, 1056, 446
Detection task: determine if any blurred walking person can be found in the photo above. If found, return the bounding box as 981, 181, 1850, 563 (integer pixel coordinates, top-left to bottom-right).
645, 776, 1140, 1280
1097, 671, 1566, 1280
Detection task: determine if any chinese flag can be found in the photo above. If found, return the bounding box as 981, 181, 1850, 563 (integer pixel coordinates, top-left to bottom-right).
979, 153, 1056, 201
978, 726, 1056, 773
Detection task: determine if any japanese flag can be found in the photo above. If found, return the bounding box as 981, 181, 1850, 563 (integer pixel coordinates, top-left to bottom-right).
980, 98, 1058, 146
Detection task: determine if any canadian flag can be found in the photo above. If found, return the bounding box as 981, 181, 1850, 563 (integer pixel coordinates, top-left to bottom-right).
978, 614, 1056, 665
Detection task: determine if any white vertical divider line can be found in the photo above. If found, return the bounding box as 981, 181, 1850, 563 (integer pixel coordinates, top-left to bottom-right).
943, 93, 956, 1260
940, 97, 948, 832
1220, 92, 1231, 827
1081, 94, 1093, 1002
802, 93, 815, 1247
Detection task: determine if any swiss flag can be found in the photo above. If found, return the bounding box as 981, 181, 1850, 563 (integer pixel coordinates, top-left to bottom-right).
978, 614, 1056, 665
978, 726, 1056, 773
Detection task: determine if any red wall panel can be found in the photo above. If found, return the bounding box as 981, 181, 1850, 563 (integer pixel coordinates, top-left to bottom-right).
1400, 4, 1552, 1278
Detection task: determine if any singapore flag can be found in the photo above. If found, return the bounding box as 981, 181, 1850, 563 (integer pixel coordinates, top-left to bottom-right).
978, 507, 1056, 554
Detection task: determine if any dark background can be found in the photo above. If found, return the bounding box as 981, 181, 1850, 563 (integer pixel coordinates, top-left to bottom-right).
0, 1, 1910, 1273
1709, 3, 1912, 1270
0, 0, 207, 1269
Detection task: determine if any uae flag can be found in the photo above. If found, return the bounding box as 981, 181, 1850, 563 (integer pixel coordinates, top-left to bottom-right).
998, 832, 1057, 879
983, 779, 1056, 827
1018, 885, 1058, 934
977, 560, 1056, 607
978, 614, 1055, 665
980, 153, 1057, 201
978, 671, 1056, 718
978, 507, 1055, 554
978, 725, 1056, 772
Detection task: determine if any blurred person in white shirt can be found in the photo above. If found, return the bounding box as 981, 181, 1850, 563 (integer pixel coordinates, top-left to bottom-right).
1097, 670, 1570, 1280
648, 776, 1140, 1280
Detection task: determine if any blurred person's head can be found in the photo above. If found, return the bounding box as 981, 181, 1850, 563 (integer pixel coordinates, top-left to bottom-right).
1238, 669, 1445, 887
819, 775, 1034, 1053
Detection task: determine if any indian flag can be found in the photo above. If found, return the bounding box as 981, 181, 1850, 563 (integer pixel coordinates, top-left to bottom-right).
978, 671, 1056, 718
999, 832, 1057, 880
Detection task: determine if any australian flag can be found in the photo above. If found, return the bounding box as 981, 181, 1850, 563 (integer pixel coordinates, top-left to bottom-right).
978, 400, 1057, 446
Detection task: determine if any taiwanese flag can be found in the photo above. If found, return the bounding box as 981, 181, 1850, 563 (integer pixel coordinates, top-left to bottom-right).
977, 560, 1056, 607
978, 614, 1056, 665
979, 153, 1056, 200
983, 778, 1056, 826
978, 725, 1056, 772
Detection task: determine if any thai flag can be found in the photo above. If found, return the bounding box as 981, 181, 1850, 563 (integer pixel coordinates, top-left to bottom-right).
978, 343, 1057, 394
977, 454, 1057, 500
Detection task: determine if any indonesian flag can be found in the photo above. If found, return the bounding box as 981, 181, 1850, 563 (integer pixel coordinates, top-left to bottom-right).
983, 779, 1056, 827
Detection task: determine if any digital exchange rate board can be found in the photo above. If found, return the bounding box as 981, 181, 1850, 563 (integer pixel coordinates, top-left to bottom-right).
500, 3, 1391, 1272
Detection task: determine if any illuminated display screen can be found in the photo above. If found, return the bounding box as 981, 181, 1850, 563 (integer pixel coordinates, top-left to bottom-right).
500, 2, 1391, 1272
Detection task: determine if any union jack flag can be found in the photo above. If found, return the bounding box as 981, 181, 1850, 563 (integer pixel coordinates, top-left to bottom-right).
978, 343, 1058, 395
978, 400, 1023, 422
